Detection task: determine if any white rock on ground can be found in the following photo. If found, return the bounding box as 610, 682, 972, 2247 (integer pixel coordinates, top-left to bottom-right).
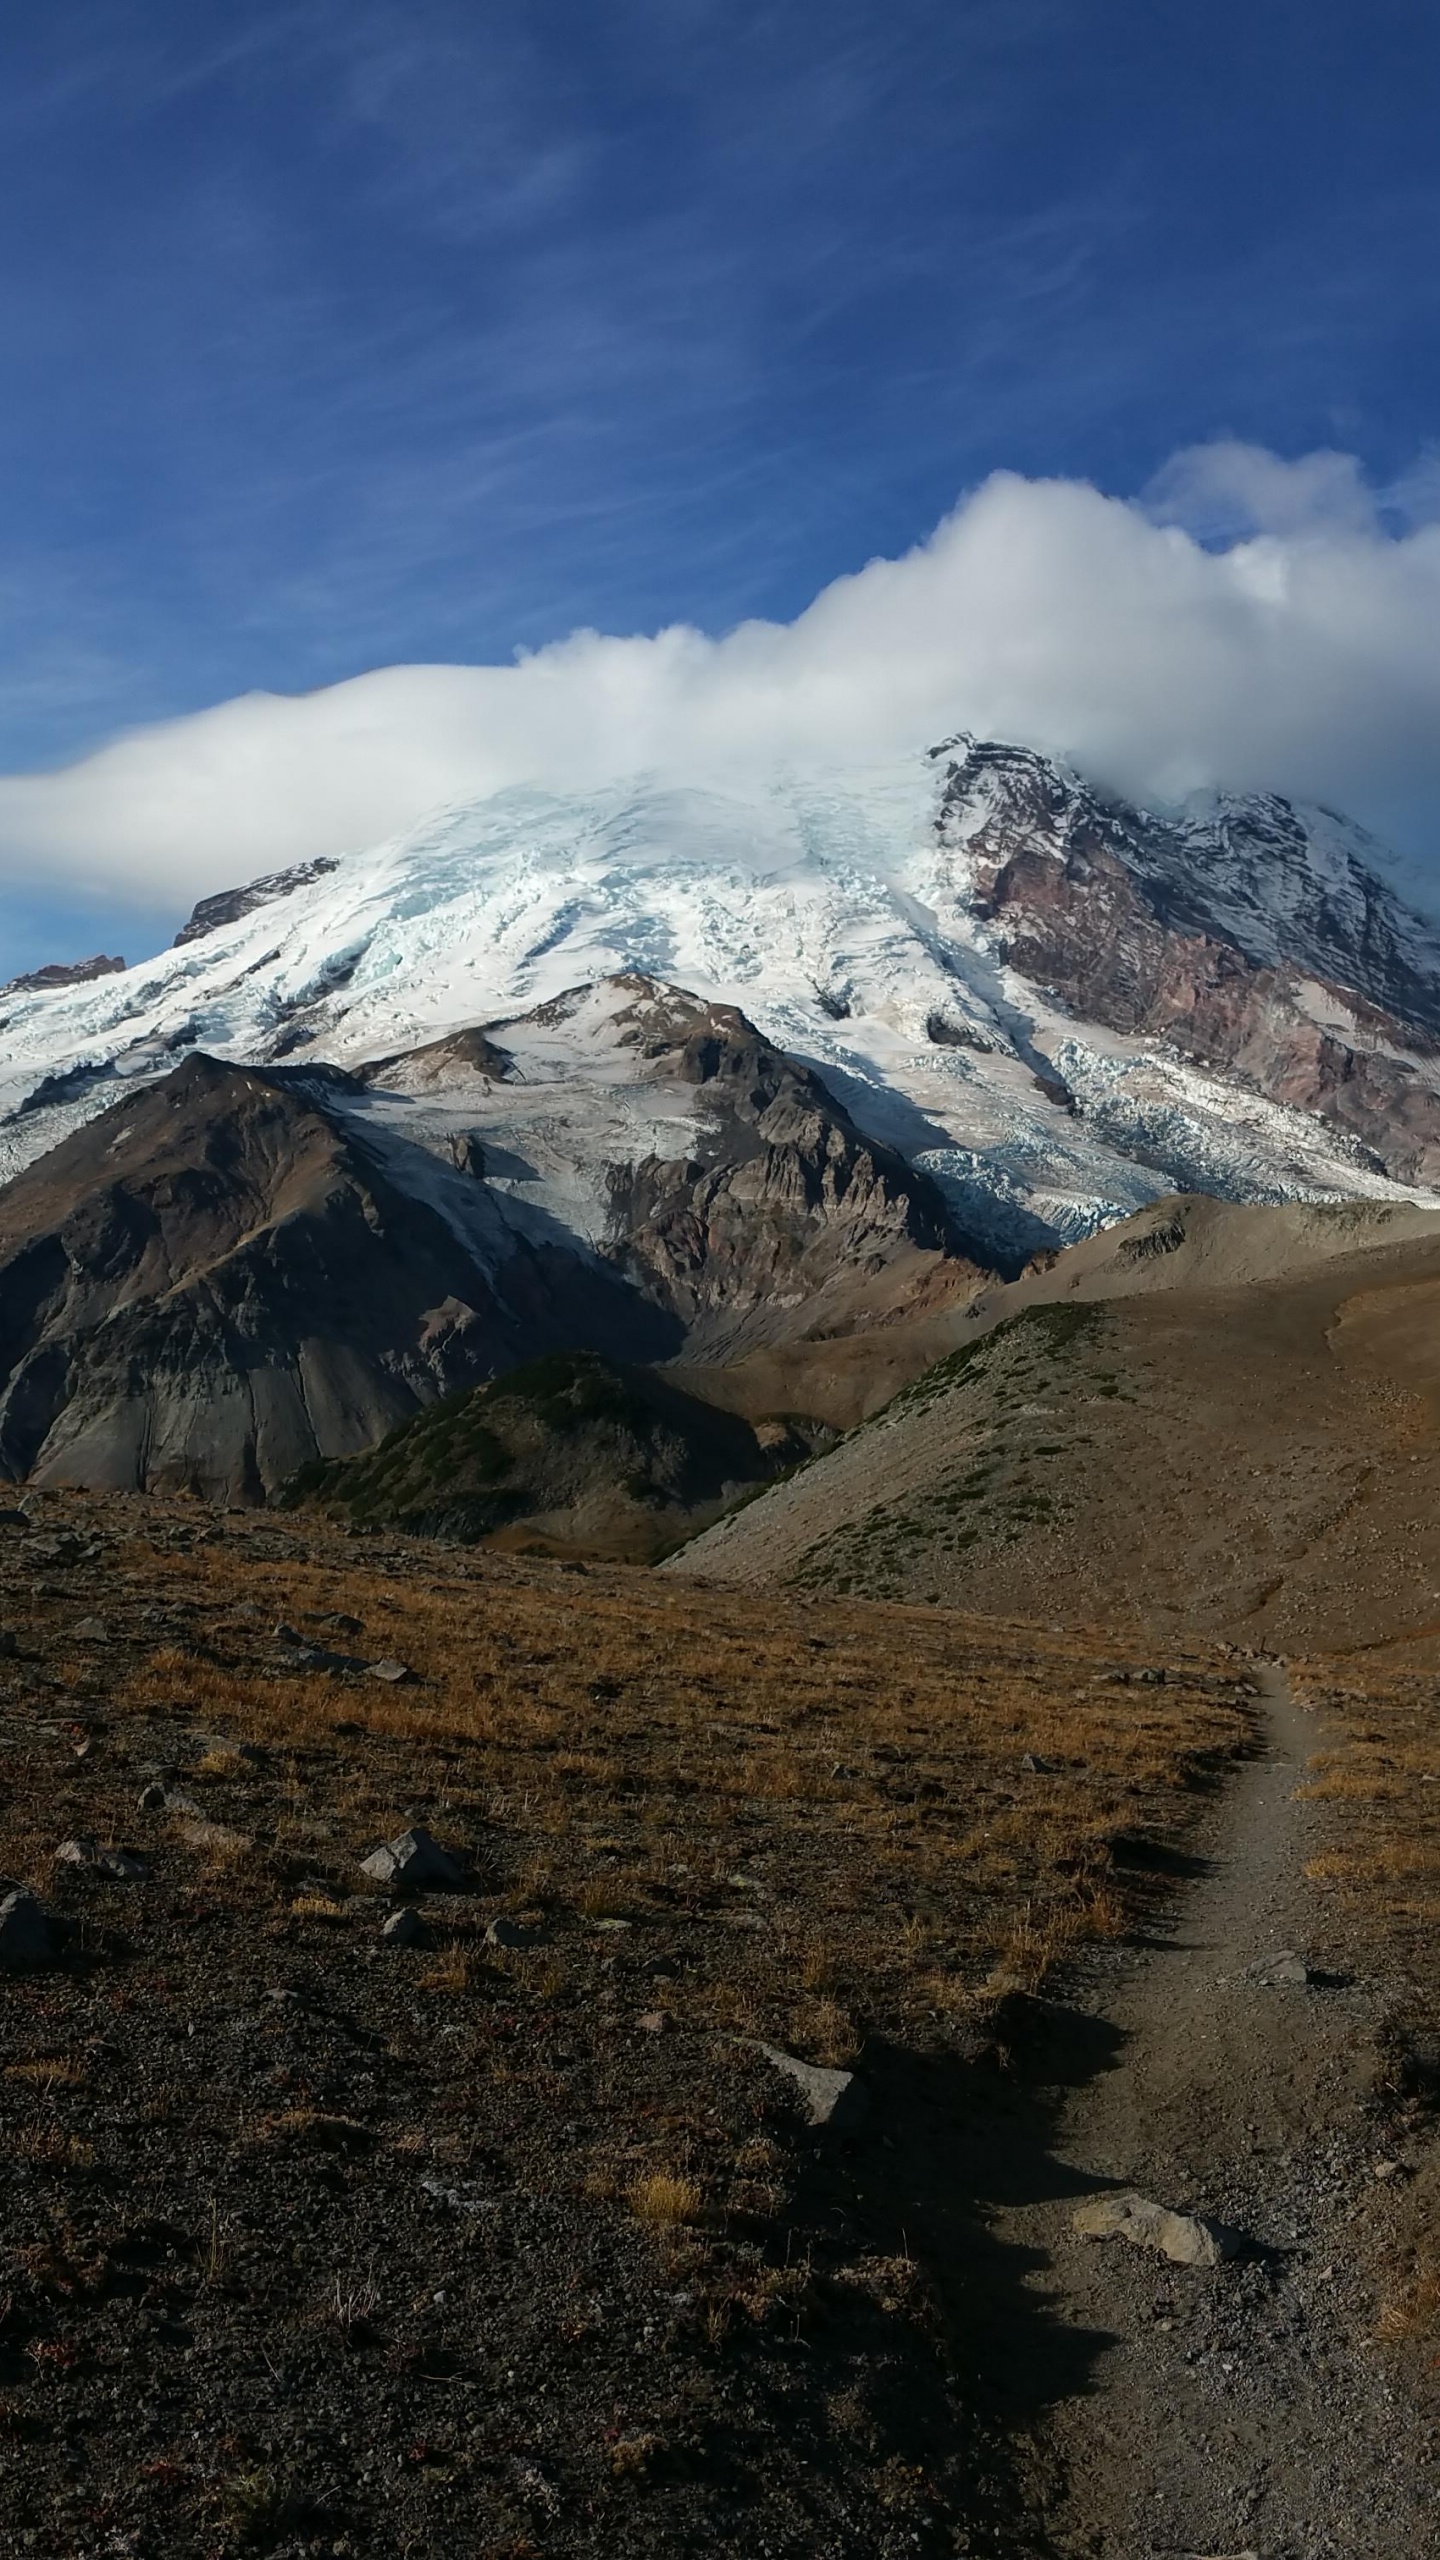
1072, 2189, 1245, 2268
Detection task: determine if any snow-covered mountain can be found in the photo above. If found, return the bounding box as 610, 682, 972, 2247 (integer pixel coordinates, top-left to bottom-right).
5, 736, 1440, 1270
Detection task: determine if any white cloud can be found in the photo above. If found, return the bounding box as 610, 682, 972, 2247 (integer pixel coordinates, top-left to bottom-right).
5, 441, 1440, 915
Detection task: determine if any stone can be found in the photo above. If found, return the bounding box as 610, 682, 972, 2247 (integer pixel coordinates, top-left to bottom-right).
96, 1848, 149, 1882
1072, 2190, 1244, 2267
71, 1617, 107, 1642
752, 2041, 869, 2132
637, 2010, 670, 2034
381, 1907, 429, 1947
1246, 1950, 1314, 1987
485, 1916, 546, 1950
55, 1837, 147, 1882
138, 1782, 167, 1811
368, 1659, 415, 1684
0, 1888, 56, 1969
359, 1827, 466, 1891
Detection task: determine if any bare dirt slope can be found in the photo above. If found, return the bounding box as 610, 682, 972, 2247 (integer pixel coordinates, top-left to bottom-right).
674, 1199, 1440, 1651
987, 1663, 1437, 2558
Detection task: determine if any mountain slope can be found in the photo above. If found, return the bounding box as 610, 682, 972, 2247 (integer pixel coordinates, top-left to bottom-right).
671, 1194, 1440, 1650
280, 1347, 810, 1559
0, 987, 971, 1499
4, 742, 1440, 1272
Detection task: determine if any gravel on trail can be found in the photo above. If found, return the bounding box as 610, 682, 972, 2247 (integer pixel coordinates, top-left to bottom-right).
985, 1663, 1439, 2559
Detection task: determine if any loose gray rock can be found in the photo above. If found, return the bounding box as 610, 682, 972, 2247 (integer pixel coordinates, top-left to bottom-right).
137, 1782, 167, 1812
97, 1847, 149, 1882
71, 1616, 108, 1642
1072, 2189, 1244, 2267
381, 1906, 429, 1947
752, 2040, 869, 2131
54, 1837, 148, 1881
359, 1827, 466, 1891
1246, 1949, 1314, 1987
368, 1658, 415, 1684
0, 1888, 56, 1969
485, 1916, 546, 1950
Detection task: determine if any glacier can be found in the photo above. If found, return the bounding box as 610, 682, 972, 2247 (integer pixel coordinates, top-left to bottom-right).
2, 745, 1437, 1268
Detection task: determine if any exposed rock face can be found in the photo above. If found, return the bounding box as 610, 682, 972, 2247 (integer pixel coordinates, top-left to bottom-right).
0, 1052, 673, 1502
0, 991, 980, 1500
936, 738, 1440, 1183
1, 954, 126, 998
595, 980, 978, 1346
173, 859, 340, 946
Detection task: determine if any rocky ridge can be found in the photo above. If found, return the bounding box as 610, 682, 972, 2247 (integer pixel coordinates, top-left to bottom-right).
0, 985, 973, 1500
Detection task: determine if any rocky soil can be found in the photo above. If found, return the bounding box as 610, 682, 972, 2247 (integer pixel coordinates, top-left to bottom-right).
0, 1489, 1262, 2557
986, 1663, 1439, 2558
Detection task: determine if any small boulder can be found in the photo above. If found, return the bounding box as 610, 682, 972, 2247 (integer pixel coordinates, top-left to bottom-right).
752, 2041, 869, 2132
368, 1658, 415, 1685
137, 1782, 167, 1812
485, 1916, 546, 1951
71, 1616, 108, 1643
359, 1827, 466, 1892
381, 1907, 429, 1948
0, 1888, 57, 1969
97, 1847, 149, 1882
1072, 2190, 1244, 2268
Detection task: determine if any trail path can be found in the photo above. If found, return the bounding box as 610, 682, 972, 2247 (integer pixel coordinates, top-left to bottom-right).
992, 1663, 1437, 2558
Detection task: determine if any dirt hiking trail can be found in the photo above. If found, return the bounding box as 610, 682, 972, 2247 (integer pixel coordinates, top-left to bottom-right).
988, 1663, 1437, 2558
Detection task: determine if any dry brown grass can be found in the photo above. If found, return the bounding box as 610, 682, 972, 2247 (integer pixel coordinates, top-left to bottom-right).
1288, 1658, 1440, 2353
630, 2171, 704, 2228
0, 1496, 1253, 2072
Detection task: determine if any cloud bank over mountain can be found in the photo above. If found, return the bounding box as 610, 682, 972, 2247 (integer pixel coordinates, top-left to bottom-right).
4, 442, 1440, 914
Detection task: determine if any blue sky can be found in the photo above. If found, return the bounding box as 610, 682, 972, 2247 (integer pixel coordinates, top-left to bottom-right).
3, 0, 1440, 969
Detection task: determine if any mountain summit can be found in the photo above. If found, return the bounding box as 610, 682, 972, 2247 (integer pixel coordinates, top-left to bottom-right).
5, 735, 1440, 1497
3, 738, 1439, 1280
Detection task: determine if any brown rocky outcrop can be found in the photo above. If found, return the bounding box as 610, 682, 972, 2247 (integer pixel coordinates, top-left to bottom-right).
595, 981, 983, 1347
936, 739, 1440, 1182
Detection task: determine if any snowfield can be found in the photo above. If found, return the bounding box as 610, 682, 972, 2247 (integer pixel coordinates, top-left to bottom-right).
2, 748, 1436, 1264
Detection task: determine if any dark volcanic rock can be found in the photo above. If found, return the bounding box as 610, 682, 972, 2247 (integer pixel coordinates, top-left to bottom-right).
173, 859, 341, 946
1, 953, 126, 997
